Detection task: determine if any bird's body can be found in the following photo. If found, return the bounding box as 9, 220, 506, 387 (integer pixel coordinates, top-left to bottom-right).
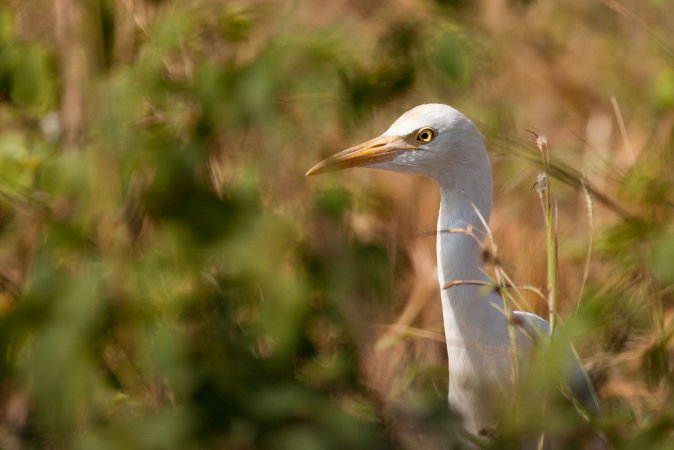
307, 104, 598, 439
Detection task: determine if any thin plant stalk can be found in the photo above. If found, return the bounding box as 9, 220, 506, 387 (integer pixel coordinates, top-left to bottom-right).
532, 132, 559, 335
471, 207, 521, 405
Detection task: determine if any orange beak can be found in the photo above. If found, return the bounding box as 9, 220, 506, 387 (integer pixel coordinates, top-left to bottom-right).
306, 135, 415, 176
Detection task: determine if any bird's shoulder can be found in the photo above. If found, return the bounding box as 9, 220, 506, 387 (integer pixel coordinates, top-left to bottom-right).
510, 311, 550, 342
512, 311, 601, 412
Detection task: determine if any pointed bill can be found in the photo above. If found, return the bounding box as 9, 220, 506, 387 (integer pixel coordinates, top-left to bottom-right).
306, 135, 415, 176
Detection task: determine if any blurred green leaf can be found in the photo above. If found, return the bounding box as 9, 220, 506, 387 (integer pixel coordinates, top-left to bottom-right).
3, 43, 56, 113
652, 67, 674, 110
430, 27, 474, 86
650, 231, 674, 284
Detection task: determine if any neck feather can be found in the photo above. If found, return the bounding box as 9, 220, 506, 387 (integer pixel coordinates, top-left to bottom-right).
434, 162, 507, 353
436, 185, 492, 287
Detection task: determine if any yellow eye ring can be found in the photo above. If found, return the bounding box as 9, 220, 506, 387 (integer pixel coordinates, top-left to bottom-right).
415, 127, 435, 143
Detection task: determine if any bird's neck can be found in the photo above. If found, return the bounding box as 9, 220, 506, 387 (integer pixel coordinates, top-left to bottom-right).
436, 187, 490, 284
435, 176, 506, 354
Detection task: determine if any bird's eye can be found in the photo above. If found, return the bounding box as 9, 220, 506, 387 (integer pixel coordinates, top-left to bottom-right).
415, 128, 435, 143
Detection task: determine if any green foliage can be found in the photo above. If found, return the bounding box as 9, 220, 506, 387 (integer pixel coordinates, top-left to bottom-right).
2, 43, 56, 112
651, 231, 674, 284
652, 68, 674, 110
0, 3, 425, 449
430, 27, 474, 86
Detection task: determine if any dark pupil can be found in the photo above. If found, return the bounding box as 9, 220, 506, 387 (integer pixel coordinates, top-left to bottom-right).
421, 132, 429, 140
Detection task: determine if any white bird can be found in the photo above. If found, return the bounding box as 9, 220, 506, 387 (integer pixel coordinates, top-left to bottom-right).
306, 104, 599, 441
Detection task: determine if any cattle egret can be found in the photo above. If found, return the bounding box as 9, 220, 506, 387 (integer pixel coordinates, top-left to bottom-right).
306, 104, 599, 440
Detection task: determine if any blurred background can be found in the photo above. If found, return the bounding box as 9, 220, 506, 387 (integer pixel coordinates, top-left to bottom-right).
0, 0, 673, 448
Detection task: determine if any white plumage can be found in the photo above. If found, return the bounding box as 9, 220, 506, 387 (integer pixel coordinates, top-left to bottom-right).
307, 104, 598, 440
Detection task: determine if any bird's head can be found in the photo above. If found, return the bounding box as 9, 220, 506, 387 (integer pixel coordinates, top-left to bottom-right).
306, 104, 489, 182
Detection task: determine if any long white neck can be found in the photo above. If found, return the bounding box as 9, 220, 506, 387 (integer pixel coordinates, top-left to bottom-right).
433, 160, 507, 360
